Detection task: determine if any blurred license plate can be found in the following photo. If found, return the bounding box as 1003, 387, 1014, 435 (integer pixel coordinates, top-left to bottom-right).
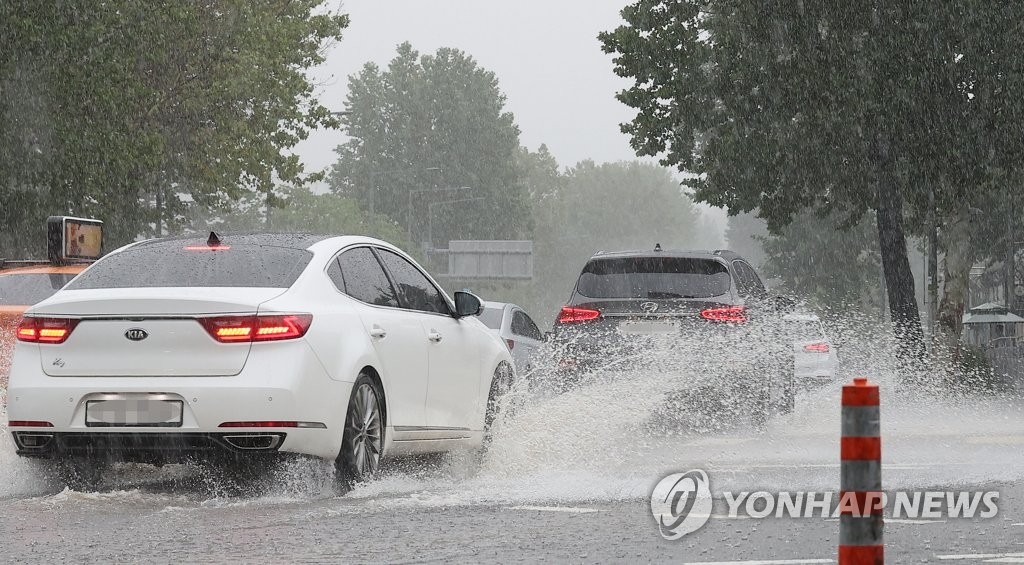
86, 399, 183, 427
619, 320, 679, 335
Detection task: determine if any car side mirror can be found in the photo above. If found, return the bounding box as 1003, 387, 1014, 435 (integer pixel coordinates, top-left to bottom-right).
454, 291, 482, 318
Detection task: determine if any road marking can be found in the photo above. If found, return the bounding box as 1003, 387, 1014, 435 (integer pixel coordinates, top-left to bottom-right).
1012, 522, 1024, 526
936, 553, 1024, 561
505, 505, 600, 514
679, 556, 831, 560
984, 559, 1024, 563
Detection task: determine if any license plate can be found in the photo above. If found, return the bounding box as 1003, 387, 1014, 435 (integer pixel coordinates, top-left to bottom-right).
618, 320, 679, 335
86, 398, 183, 427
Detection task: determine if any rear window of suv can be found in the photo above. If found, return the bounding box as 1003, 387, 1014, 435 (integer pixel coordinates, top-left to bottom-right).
576, 257, 732, 299
67, 244, 312, 289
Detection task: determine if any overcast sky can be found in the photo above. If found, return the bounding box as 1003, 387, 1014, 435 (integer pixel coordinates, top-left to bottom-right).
294, 1, 727, 238
295, 0, 646, 173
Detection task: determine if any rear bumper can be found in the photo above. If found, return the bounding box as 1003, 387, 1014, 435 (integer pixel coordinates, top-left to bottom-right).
6, 343, 351, 461
11, 431, 293, 464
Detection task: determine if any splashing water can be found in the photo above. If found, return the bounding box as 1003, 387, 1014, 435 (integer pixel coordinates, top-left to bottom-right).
2, 309, 1022, 510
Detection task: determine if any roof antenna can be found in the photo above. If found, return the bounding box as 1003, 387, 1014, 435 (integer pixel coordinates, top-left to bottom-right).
207, 231, 221, 248
654, 243, 662, 252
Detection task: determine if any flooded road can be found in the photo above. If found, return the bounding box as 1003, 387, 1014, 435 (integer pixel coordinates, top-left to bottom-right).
2, 353, 1024, 562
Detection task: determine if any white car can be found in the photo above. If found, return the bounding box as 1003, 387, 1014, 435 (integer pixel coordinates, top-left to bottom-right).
478, 301, 544, 376
783, 313, 838, 388
6, 233, 513, 488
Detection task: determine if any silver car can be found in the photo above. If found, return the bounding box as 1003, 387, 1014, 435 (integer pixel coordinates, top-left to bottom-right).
479, 301, 544, 376
783, 313, 838, 388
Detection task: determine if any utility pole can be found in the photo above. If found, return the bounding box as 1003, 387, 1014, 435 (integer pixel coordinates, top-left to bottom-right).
927, 185, 938, 342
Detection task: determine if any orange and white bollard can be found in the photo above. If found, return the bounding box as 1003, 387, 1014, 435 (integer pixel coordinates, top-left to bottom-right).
839, 377, 884, 565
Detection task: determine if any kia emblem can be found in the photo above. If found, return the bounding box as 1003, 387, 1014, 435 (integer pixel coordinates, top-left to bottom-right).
125, 328, 149, 341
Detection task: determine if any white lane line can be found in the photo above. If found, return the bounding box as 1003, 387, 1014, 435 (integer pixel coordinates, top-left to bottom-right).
505, 505, 600, 514
686, 559, 833, 565
984, 559, 1024, 563
1012, 522, 1024, 526
936, 553, 1024, 561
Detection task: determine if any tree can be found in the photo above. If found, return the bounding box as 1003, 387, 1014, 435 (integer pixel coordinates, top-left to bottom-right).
329, 43, 531, 246
598, 1, 1024, 363
196, 185, 411, 249
725, 212, 769, 270
760, 210, 885, 314
0, 1, 348, 256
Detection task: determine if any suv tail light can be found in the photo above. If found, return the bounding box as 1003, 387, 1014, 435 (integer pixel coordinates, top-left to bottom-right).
556, 306, 601, 324
199, 314, 313, 343
16, 317, 80, 344
700, 306, 747, 323
804, 342, 830, 353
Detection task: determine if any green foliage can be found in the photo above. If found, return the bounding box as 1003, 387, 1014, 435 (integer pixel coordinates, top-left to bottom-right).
329, 43, 531, 245
760, 210, 884, 312
0, 1, 348, 256
724, 212, 769, 270
598, 1, 1024, 354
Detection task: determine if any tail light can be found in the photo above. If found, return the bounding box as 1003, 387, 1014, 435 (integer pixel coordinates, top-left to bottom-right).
700, 306, 747, 323
199, 314, 313, 343
7, 420, 54, 427
556, 306, 601, 324
218, 421, 326, 429
804, 342, 830, 353
506, 339, 515, 351
16, 317, 80, 344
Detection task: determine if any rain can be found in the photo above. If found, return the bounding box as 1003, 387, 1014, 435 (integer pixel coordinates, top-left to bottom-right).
1, 1, 1023, 563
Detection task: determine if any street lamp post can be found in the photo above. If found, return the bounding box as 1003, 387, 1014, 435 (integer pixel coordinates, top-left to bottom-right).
427, 197, 486, 248
407, 186, 472, 242
367, 166, 441, 215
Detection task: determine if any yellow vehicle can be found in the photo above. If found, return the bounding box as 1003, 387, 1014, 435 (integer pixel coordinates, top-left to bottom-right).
1, 217, 103, 382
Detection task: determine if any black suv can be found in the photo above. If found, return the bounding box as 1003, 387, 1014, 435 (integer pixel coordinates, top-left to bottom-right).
550, 246, 793, 422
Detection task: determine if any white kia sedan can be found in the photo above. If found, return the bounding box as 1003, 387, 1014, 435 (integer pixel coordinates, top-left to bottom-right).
6, 233, 513, 488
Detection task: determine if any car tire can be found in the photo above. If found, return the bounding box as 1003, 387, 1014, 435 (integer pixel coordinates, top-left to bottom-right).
335, 373, 384, 487
484, 362, 515, 445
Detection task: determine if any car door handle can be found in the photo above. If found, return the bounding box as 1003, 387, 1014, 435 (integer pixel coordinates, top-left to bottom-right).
370, 326, 387, 339
427, 330, 443, 342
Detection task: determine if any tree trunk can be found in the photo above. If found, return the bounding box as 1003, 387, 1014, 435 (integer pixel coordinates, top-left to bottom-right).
874, 135, 925, 364
936, 209, 975, 363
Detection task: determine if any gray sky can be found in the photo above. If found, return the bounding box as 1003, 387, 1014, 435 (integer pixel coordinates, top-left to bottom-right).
294, 0, 727, 241
295, 0, 644, 173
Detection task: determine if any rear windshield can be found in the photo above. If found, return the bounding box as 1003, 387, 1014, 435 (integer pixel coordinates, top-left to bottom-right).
785, 319, 827, 341
576, 257, 732, 299
67, 244, 312, 289
0, 273, 77, 305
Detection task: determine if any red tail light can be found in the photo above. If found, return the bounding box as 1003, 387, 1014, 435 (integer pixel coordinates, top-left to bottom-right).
199, 314, 313, 343
700, 306, 747, 323
218, 421, 326, 429
16, 317, 80, 344
804, 342, 830, 353
7, 420, 54, 427
557, 306, 601, 324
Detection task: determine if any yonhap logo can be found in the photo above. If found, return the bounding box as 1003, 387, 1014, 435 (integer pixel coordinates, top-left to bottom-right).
125, 328, 149, 341
650, 469, 712, 540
